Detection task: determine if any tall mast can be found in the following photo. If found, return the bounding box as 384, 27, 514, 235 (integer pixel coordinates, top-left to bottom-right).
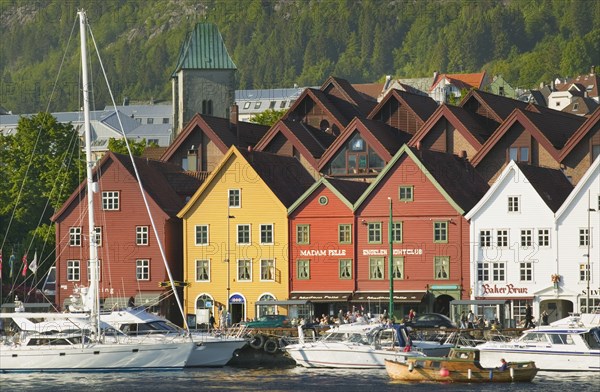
79, 10, 99, 335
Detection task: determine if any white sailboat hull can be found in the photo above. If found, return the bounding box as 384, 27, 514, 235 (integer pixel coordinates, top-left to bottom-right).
0, 341, 195, 372
188, 338, 248, 367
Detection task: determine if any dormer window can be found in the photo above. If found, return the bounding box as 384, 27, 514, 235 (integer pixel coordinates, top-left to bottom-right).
508, 146, 529, 163
327, 133, 384, 175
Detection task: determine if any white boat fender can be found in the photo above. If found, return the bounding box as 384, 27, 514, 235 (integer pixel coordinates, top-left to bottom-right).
264, 338, 278, 354
468, 368, 472, 379
510, 367, 514, 380
408, 362, 414, 372
249, 334, 266, 349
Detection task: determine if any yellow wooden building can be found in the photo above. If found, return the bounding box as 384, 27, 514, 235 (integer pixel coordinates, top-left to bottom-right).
178, 146, 314, 326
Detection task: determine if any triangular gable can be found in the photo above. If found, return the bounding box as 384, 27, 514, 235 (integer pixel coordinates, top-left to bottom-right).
160, 113, 229, 161
282, 88, 348, 129
459, 89, 530, 123
409, 104, 485, 151
555, 156, 600, 221
288, 177, 356, 215
253, 119, 321, 170
353, 145, 466, 214
317, 117, 407, 172
367, 88, 438, 124
470, 109, 562, 166
431, 72, 487, 91
320, 76, 376, 116
559, 106, 600, 161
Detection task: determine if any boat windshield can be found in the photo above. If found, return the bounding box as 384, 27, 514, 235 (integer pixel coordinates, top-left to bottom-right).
583, 328, 600, 349
518, 332, 550, 343
121, 320, 182, 335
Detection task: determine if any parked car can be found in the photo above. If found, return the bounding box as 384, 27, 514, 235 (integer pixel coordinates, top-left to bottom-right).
405, 313, 457, 329
244, 315, 290, 328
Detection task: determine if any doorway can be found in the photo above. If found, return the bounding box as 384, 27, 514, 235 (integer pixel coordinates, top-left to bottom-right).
539, 299, 573, 323
433, 294, 454, 316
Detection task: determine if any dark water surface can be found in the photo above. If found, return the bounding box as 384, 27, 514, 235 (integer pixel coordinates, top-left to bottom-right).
0, 367, 597, 391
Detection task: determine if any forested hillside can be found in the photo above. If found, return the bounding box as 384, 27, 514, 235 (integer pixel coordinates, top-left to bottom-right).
1, 0, 599, 114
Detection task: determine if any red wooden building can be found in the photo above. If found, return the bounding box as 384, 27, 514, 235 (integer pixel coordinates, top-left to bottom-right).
51, 152, 201, 322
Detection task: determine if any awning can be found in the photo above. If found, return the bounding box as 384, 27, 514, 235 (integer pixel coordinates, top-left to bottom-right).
451, 300, 509, 306
290, 292, 352, 302
352, 291, 426, 302
255, 300, 309, 306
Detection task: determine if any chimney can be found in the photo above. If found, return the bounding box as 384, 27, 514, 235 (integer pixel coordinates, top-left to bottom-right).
592, 65, 596, 75
187, 145, 197, 171
230, 104, 239, 146
460, 150, 467, 160
247, 145, 253, 162
433, 70, 439, 80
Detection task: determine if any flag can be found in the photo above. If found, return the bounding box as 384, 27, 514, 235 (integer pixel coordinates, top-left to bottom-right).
9, 253, 15, 278
21, 253, 28, 277
29, 251, 38, 274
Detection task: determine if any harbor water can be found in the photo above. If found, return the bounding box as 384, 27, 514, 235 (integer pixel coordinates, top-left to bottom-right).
0, 367, 597, 391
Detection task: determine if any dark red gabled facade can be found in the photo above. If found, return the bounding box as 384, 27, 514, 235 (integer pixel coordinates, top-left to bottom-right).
51, 152, 200, 322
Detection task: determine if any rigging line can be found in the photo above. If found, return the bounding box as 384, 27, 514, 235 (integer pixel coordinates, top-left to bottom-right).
87, 21, 189, 332
45, 16, 79, 114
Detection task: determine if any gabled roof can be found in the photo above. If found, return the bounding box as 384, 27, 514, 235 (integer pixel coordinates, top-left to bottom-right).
317, 117, 411, 171
556, 72, 600, 98
321, 76, 377, 117
352, 82, 385, 101
409, 104, 490, 150
52, 152, 201, 222
354, 145, 488, 214
465, 161, 573, 220
178, 146, 314, 218
282, 88, 349, 128
172, 22, 236, 76
555, 156, 600, 221
559, 106, 600, 161
471, 108, 585, 166
367, 89, 438, 123
562, 96, 599, 116
160, 113, 268, 162
431, 72, 487, 91
254, 119, 335, 169
459, 89, 530, 122
288, 177, 370, 214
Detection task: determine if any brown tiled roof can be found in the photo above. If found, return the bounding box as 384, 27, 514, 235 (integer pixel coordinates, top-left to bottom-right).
141, 146, 168, 160
515, 163, 573, 212
360, 118, 411, 156
326, 177, 370, 204
556, 72, 599, 97
409, 147, 489, 212
431, 72, 487, 91
288, 88, 350, 126
559, 106, 600, 161
237, 148, 315, 207
198, 115, 269, 147
324, 76, 377, 116
352, 83, 384, 100
562, 96, 599, 116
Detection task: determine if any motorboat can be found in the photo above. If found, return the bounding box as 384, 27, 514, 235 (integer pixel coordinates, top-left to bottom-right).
100, 307, 248, 367
284, 322, 452, 368
476, 313, 600, 371
385, 347, 538, 383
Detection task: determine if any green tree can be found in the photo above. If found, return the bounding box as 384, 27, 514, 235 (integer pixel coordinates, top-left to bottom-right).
107, 137, 148, 156
249, 109, 287, 126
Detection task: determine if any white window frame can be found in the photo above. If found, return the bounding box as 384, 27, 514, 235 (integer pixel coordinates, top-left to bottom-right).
195, 225, 209, 246
195, 259, 210, 282
237, 224, 251, 245
369, 257, 384, 280
477, 261, 489, 282
520, 229, 533, 247
492, 261, 506, 282
69, 227, 81, 247
508, 196, 520, 212
520, 261, 532, 281
136, 259, 150, 281
537, 228, 550, 247
228, 189, 241, 208
136, 226, 149, 246
102, 191, 120, 210
67, 260, 80, 281
497, 229, 509, 248
87, 259, 101, 282
94, 227, 102, 247
237, 259, 252, 281
260, 224, 273, 245
479, 229, 492, 248
260, 259, 275, 281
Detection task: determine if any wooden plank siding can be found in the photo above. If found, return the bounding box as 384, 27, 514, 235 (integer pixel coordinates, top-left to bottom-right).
371, 99, 421, 134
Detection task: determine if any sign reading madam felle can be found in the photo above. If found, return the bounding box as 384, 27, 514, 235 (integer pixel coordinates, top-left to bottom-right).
299, 249, 347, 256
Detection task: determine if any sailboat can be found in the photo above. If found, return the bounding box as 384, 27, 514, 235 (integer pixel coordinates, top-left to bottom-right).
0, 10, 195, 372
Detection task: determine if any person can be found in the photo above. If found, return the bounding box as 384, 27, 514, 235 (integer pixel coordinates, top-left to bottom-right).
209, 312, 215, 331
460, 311, 467, 329
541, 311, 549, 326
524, 304, 535, 328
498, 358, 509, 371
467, 310, 475, 329
408, 308, 416, 322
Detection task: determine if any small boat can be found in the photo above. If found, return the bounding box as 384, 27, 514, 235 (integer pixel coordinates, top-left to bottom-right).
384, 347, 538, 383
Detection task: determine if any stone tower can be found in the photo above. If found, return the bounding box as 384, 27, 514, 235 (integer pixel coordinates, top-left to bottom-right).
172, 23, 237, 136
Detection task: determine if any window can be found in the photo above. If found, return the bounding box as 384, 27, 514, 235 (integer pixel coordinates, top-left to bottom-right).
67, 260, 80, 281
147, 138, 159, 145
136, 226, 149, 246
393, 257, 404, 280
579, 228, 589, 246
136, 259, 150, 280
254, 102, 262, 109
94, 227, 102, 247
87, 259, 101, 282
479, 230, 492, 248
259, 224, 274, 245
521, 229, 533, 247
102, 191, 119, 210
497, 229, 508, 247
338, 224, 352, 244
369, 257, 384, 280
399, 186, 414, 202
260, 259, 275, 281
434, 256, 449, 279
477, 261, 489, 281
269, 101, 276, 109
202, 99, 213, 115
243, 102, 251, 110
296, 225, 310, 244
508, 146, 529, 162
237, 259, 252, 281
69, 227, 81, 247
162, 118, 169, 124
195, 225, 209, 246
339, 259, 352, 279
580, 264, 590, 281
237, 224, 251, 245
228, 189, 240, 208
537, 229, 550, 247
513, 300, 530, 325
391, 222, 403, 243
492, 261, 506, 281
195, 260, 210, 281
433, 221, 448, 243
368, 222, 382, 244
279, 100, 287, 109
508, 196, 520, 212
297, 259, 310, 279
257, 294, 276, 317
520, 261, 532, 281
147, 118, 154, 124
